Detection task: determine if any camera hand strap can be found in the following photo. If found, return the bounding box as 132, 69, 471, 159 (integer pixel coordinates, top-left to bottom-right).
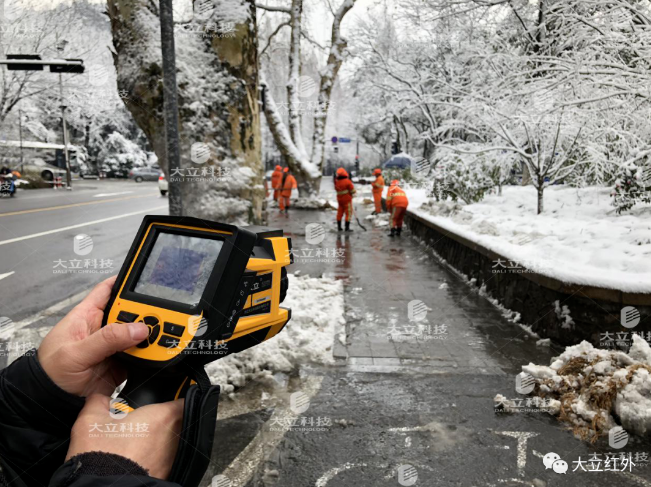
168, 363, 220, 487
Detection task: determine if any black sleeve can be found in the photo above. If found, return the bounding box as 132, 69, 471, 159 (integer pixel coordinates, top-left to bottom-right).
48, 452, 181, 487
0, 350, 86, 487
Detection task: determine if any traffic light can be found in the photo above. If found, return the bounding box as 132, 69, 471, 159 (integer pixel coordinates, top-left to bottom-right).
391, 141, 400, 155
355, 154, 360, 172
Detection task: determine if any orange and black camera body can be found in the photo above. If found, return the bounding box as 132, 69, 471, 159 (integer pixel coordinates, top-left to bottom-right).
102, 215, 292, 407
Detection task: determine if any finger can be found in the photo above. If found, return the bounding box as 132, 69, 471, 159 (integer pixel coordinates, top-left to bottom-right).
74, 322, 149, 368
78, 276, 118, 312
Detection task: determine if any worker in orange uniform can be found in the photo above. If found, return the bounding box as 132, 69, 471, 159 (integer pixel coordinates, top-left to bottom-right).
386, 179, 409, 237
334, 167, 356, 232
371, 168, 385, 215
279, 167, 297, 213
271, 165, 283, 202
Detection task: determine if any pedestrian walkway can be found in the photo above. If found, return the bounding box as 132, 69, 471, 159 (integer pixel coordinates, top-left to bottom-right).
250, 200, 651, 487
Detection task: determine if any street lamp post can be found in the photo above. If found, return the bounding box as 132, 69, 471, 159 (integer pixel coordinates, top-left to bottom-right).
18, 108, 23, 174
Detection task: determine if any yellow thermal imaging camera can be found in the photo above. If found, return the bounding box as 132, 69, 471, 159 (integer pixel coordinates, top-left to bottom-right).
102, 215, 292, 485
102, 215, 292, 409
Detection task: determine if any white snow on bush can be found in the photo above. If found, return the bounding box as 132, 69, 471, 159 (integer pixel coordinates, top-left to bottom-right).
410, 185, 651, 292
206, 274, 344, 394
519, 336, 651, 438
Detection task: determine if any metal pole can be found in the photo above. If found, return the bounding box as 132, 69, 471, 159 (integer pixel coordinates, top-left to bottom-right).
18, 108, 23, 173
59, 73, 72, 190
159, 0, 182, 216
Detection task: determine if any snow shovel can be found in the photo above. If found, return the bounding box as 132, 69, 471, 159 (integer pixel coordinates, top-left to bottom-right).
353, 206, 367, 231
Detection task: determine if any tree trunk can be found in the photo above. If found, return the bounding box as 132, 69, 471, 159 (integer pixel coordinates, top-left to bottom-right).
286, 0, 309, 160
537, 184, 544, 214
261, 76, 320, 196
107, 0, 263, 224
260, 0, 356, 198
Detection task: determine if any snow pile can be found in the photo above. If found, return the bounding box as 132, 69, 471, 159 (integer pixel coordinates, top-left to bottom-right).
364, 212, 390, 227
409, 185, 651, 292
291, 197, 334, 210
520, 336, 651, 439
206, 274, 344, 394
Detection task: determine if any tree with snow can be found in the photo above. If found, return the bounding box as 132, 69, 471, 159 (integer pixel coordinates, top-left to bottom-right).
107, 0, 264, 224
257, 0, 357, 196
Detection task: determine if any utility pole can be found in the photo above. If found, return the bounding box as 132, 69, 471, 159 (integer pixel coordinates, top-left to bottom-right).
159, 0, 182, 216
59, 72, 72, 190
57, 39, 72, 190
18, 108, 23, 173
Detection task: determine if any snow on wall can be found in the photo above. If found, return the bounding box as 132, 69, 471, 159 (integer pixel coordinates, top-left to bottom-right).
410, 185, 651, 293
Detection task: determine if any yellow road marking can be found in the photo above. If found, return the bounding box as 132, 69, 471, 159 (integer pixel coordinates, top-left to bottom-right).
0, 193, 157, 217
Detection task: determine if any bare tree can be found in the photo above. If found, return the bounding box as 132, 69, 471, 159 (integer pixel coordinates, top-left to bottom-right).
257, 0, 357, 196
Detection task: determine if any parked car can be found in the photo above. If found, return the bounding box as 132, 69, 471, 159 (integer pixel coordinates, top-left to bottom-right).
21, 158, 67, 182
158, 173, 168, 196
79, 167, 100, 179
129, 166, 160, 182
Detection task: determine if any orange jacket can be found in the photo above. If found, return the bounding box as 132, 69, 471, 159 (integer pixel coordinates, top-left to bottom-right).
371, 175, 385, 195
386, 185, 408, 210
335, 175, 356, 203
271, 169, 283, 190
280, 173, 297, 197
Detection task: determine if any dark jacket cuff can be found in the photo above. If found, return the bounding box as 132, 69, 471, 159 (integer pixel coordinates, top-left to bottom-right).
1, 349, 85, 432
49, 454, 182, 487
68, 452, 148, 476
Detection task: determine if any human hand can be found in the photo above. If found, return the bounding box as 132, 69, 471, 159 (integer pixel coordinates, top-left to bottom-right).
38, 276, 150, 396
67, 394, 184, 479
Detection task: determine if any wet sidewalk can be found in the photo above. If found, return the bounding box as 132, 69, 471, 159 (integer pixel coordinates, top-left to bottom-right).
228, 193, 651, 487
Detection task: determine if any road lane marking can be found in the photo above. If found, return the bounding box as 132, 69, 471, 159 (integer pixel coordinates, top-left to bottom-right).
0, 271, 14, 281
6, 289, 89, 354
0, 193, 157, 217
218, 376, 323, 487
497, 432, 539, 477
0, 206, 167, 246
94, 191, 134, 198
316, 463, 368, 487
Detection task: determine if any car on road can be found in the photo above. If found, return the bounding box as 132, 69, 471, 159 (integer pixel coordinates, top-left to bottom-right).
158, 172, 168, 196
20, 158, 67, 182
129, 166, 160, 182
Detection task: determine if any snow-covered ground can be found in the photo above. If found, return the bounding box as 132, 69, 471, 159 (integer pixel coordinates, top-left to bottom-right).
510, 336, 651, 438
408, 185, 651, 293
207, 273, 344, 394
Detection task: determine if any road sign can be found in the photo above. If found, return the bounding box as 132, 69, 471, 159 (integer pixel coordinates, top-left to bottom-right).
50, 58, 85, 74
339, 137, 351, 143
2, 56, 85, 73
331, 136, 338, 144
7, 54, 43, 71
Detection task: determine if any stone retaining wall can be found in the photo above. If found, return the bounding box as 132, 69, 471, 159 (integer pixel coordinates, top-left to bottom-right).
405, 210, 651, 346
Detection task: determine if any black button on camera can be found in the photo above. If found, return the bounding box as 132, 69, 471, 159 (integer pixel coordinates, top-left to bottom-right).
158, 335, 180, 348
117, 311, 139, 323
163, 322, 185, 337
148, 324, 160, 344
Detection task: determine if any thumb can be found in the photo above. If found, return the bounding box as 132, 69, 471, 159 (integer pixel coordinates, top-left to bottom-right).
75, 322, 149, 367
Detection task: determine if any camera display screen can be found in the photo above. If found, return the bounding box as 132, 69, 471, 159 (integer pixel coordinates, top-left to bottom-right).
134, 232, 223, 306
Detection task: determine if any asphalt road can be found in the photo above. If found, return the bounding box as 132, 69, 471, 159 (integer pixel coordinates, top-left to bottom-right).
0, 179, 167, 322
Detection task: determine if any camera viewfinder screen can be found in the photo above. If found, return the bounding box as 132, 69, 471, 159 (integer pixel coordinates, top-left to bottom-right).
133, 232, 224, 306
